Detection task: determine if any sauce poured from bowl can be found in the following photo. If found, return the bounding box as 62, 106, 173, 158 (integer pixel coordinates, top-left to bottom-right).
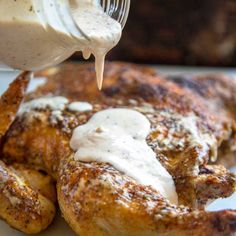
0, 0, 122, 89
72, 0, 122, 89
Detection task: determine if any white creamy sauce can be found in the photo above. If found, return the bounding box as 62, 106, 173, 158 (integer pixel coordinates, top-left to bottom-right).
0, 0, 122, 89
70, 108, 178, 204
0, 0, 76, 71
68, 102, 93, 112
18, 96, 69, 115
18, 97, 94, 125
72, 1, 122, 89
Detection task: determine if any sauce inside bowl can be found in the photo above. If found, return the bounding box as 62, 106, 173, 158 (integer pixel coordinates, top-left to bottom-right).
0, 0, 122, 89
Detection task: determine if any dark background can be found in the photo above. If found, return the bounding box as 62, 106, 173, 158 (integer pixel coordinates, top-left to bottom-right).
74, 0, 236, 66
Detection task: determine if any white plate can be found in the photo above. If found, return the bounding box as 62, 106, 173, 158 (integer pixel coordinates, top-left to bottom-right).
0, 67, 235, 236
0, 213, 76, 236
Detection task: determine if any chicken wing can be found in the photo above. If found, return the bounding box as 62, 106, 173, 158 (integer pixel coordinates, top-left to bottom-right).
0, 73, 56, 234
0, 71, 30, 139
0, 161, 56, 234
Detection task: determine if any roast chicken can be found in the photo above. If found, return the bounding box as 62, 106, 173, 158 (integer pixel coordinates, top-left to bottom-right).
0, 63, 235, 235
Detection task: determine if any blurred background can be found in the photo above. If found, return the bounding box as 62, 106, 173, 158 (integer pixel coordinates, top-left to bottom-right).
74, 0, 236, 66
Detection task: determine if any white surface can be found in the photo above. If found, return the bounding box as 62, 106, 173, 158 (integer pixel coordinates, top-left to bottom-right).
0, 66, 235, 235
154, 65, 236, 78
0, 213, 76, 236
27, 76, 47, 93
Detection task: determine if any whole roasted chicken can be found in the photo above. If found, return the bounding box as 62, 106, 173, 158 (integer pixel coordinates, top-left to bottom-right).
0, 63, 235, 236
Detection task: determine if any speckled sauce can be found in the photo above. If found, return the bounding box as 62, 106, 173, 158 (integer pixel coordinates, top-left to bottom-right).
70, 108, 178, 204
0, 0, 122, 89
0, 0, 76, 70
17, 96, 93, 129
72, 0, 122, 89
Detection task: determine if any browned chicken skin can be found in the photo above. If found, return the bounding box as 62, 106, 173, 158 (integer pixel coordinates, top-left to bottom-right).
0, 160, 56, 234
0, 63, 235, 235
0, 72, 56, 234
167, 73, 236, 168
0, 71, 30, 139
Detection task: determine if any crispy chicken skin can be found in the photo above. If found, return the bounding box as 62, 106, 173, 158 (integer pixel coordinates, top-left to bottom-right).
0, 72, 56, 234
0, 63, 236, 235
58, 157, 236, 236
0, 161, 56, 234
0, 71, 30, 139
167, 74, 236, 168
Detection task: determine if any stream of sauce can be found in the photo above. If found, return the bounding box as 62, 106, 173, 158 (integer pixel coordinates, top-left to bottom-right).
72, 0, 122, 89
